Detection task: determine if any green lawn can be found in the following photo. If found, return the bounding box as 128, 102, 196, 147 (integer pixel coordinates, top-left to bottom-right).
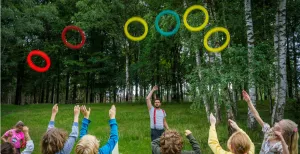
1, 101, 299, 154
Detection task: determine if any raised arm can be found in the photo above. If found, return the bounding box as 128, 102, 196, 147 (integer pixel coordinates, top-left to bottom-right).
47, 104, 58, 131
242, 90, 264, 127
184, 130, 201, 154
79, 105, 91, 139
21, 126, 34, 154
146, 86, 158, 110
208, 113, 229, 154
61, 105, 80, 154
99, 105, 119, 154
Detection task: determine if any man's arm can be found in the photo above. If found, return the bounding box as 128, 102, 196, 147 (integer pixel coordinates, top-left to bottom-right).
163, 118, 169, 130
146, 85, 158, 110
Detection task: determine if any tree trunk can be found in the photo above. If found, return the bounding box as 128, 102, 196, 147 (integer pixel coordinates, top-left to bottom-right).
15, 61, 25, 105
292, 29, 298, 97
45, 81, 50, 104
272, 11, 280, 124
40, 83, 45, 104
65, 73, 70, 104
125, 52, 129, 102
196, 48, 210, 121
90, 73, 95, 103
72, 78, 77, 104
56, 62, 60, 104
245, 0, 257, 129
51, 78, 55, 104
86, 73, 89, 104
273, 0, 287, 123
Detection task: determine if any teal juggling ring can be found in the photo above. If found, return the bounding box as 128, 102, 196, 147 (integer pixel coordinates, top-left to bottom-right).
155, 10, 180, 36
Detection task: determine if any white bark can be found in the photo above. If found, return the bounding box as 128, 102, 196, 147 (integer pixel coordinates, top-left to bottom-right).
273, 0, 287, 123
245, 0, 257, 129
272, 12, 279, 124
196, 50, 210, 122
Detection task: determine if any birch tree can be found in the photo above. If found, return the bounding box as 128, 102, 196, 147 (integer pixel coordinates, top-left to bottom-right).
244, 0, 256, 129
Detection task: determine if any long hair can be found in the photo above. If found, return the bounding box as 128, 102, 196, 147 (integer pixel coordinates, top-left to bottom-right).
280, 119, 298, 154
41, 128, 68, 154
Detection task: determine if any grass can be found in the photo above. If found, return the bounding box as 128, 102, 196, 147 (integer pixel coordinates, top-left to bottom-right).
1, 101, 299, 154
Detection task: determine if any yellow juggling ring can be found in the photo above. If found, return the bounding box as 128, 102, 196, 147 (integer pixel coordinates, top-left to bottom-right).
204, 27, 230, 53
183, 5, 209, 32
124, 17, 148, 41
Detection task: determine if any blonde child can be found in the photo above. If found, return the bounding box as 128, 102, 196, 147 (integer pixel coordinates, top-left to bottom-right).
41, 104, 80, 154
243, 90, 298, 154
75, 105, 118, 154
208, 113, 255, 154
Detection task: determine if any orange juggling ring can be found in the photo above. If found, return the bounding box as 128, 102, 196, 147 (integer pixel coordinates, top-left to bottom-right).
62, 25, 86, 49
27, 50, 51, 72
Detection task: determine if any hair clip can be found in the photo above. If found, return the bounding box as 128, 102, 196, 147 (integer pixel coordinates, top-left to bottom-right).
294, 128, 298, 132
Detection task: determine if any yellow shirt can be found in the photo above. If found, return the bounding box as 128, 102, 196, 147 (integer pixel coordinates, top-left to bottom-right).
208, 126, 255, 154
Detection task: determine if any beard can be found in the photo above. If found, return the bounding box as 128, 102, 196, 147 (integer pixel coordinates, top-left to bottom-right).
154, 104, 160, 108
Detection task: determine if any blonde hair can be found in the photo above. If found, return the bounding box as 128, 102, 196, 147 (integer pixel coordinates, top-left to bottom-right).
75, 135, 100, 154
160, 130, 183, 154
280, 119, 298, 154
227, 131, 251, 154
41, 128, 68, 154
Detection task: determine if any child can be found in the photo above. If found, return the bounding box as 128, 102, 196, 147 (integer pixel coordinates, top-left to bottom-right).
208, 113, 255, 154
75, 105, 118, 154
151, 129, 202, 154
1, 126, 34, 154
41, 104, 80, 154
1, 121, 26, 154
243, 90, 298, 154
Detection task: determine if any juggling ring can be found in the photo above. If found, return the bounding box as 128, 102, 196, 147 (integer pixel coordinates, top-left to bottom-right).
155, 10, 180, 36
124, 17, 148, 41
62, 25, 86, 49
27, 50, 51, 72
183, 5, 209, 32
204, 27, 230, 53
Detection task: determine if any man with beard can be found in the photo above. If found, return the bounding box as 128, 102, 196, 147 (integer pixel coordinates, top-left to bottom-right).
146, 85, 169, 141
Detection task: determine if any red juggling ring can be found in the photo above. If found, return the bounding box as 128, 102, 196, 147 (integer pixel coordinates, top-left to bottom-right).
27, 50, 51, 73
61, 25, 86, 49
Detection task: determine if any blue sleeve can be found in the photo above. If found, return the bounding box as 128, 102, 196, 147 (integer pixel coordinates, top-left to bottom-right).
47, 121, 55, 131
99, 119, 119, 154
80, 118, 91, 139
60, 122, 78, 154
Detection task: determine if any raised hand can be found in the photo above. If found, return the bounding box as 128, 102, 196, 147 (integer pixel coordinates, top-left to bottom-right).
210, 113, 216, 126
152, 85, 158, 91
80, 105, 91, 119
242, 90, 251, 103
74, 105, 80, 117
52, 104, 58, 115
228, 119, 240, 131
185, 130, 192, 136
109, 105, 116, 119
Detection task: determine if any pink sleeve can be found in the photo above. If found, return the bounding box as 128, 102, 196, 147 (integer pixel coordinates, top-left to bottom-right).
3, 129, 12, 136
